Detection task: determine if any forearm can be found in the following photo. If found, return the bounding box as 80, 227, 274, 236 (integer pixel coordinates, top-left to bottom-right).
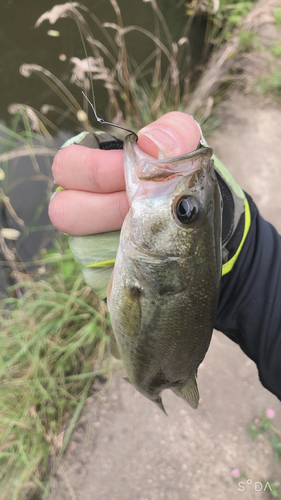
215, 194, 281, 401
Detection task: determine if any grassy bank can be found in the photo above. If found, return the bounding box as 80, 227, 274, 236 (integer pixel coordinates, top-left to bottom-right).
0, 111, 112, 499
0, 245, 112, 500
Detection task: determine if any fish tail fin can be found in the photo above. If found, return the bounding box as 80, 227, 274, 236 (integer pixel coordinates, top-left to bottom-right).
172, 373, 199, 409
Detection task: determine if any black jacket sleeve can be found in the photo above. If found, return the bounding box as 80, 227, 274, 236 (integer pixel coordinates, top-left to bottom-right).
215, 195, 281, 401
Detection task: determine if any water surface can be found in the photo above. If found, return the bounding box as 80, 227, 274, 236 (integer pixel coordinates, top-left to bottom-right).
0, 0, 206, 293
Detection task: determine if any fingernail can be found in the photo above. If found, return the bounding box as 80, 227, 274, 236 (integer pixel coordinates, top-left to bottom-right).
60, 131, 90, 149
140, 128, 178, 153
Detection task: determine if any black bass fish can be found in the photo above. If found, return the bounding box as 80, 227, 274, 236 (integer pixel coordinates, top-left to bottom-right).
107, 134, 222, 413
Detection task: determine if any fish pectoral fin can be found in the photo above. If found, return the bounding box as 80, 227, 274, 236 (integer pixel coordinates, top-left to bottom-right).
172, 373, 199, 409
109, 335, 121, 360
120, 286, 141, 338
155, 396, 167, 416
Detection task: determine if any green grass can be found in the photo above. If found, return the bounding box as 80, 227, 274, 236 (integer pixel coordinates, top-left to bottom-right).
270, 41, 281, 57
255, 69, 281, 100
0, 245, 112, 499
248, 408, 281, 459
274, 7, 281, 28
0, 111, 113, 498
246, 409, 281, 497
188, 0, 258, 49
238, 30, 259, 52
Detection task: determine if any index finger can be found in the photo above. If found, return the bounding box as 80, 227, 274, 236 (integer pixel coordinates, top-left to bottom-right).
52, 146, 125, 193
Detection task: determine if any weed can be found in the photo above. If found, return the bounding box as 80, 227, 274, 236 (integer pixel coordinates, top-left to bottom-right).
270, 41, 281, 57
268, 482, 281, 498
0, 109, 58, 296
18, 1, 196, 134
0, 121, 114, 496
0, 244, 112, 499
186, 0, 258, 50
274, 7, 281, 28
201, 113, 222, 137
238, 29, 259, 52
255, 69, 281, 100
248, 408, 281, 460
245, 410, 281, 496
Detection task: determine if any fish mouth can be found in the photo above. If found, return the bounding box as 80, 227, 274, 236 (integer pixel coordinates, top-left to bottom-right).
132, 140, 213, 180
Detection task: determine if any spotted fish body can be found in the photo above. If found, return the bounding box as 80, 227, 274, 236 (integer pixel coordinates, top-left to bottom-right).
107, 134, 222, 412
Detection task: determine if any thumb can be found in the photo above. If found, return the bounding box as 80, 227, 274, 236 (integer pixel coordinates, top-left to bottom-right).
137, 112, 202, 159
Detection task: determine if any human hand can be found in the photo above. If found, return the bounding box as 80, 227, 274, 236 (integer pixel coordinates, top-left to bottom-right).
49, 111, 247, 298
48, 112, 202, 236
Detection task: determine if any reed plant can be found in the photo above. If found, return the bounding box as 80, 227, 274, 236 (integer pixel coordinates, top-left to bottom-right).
19, 0, 260, 137
0, 112, 113, 499
21, 0, 194, 133
0, 107, 58, 296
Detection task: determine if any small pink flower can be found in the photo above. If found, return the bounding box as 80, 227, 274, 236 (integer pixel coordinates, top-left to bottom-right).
231, 469, 240, 478
254, 418, 260, 424
266, 408, 275, 419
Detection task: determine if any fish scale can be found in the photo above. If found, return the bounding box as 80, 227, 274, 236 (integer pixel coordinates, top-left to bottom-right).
108, 133, 222, 413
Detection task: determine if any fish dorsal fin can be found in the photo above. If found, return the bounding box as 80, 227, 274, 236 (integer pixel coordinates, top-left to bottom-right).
172, 373, 199, 409
109, 335, 121, 360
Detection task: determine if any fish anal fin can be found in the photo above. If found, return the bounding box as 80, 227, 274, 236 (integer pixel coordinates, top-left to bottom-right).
172, 373, 199, 409
155, 396, 167, 415
109, 335, 121, 360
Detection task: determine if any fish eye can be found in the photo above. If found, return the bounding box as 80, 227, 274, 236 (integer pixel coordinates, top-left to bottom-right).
175, 196, 200, 225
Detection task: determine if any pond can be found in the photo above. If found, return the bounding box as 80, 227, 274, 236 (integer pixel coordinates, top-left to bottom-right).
0, 0, 207, 294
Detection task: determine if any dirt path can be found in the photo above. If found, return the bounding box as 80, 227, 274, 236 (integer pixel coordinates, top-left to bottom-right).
49, 2, 281, 496
48, 95, 281, 500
